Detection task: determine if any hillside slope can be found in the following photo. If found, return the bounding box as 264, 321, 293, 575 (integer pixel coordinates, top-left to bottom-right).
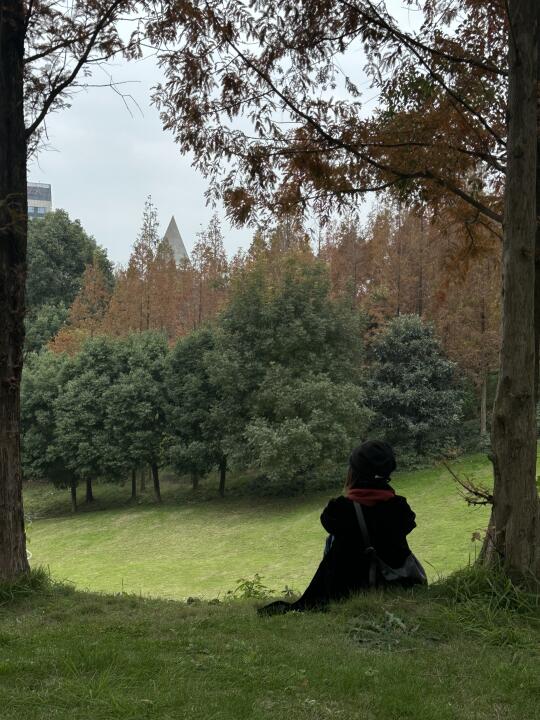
23, 455, 492, 599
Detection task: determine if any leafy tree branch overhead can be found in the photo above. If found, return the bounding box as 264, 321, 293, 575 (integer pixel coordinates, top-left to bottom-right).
149, 0, 506, 230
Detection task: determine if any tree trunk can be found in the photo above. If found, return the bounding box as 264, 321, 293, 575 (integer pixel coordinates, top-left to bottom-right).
218, 458, 227, 497
131, 469, 137, 500
191, 472, 199, 491
396, 213, 402, 317
480, 372, 488, 437
151, 462, 161, 503
85, 477, 94, 503
70, 480, 78, 514
535, 29, 540, 404
484, 0, 540, 581
139, 466, 146, 492
417, 214, 424, 317
0, 0, 30, 580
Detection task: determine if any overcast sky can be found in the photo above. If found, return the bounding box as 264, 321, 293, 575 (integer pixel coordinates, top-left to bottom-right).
28, 4, 419, 267
29, 54, 254, 266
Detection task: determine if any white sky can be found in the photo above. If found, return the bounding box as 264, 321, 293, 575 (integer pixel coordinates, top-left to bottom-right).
28, 54, 254, 266
28, 2, 419, 267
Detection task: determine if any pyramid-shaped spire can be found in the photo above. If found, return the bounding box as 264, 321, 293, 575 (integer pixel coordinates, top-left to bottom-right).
163, 216, 189, 264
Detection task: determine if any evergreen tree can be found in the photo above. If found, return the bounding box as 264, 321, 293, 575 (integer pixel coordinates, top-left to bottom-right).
165, 327, 227, 493
246, 367, 371, 492
27, 209, 112, 310
54, 336, 125, 506
210, 251, 368, 490
21, 351, 77, 509
24, 303, 69, 355
104, 333, 169, 502
25, 210, 113, 351
368, 315, 463, 463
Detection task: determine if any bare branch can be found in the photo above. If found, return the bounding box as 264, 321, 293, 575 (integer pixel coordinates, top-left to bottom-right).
443, 461, 494, 506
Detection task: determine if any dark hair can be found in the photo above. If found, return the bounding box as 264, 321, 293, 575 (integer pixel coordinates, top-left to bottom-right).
347, 441, 396, 488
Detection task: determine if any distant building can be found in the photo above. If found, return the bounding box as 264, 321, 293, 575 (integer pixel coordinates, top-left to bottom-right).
163, 215, 189, 264
28, 182, 52, 219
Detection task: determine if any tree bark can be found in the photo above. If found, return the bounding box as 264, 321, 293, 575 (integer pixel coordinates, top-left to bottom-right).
535, 28, 540, 404
218, 458, 227, 497
85, 477, 94, 503
485, 0, 540, 582
0, 0, 30, 580
70, 480, 78, 514
480, 371, 488, 437
151, 462, 162, 503
131, 469, 137, 500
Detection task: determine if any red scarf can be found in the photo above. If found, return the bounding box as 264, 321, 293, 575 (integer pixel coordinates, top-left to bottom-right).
346, 487, 395, 506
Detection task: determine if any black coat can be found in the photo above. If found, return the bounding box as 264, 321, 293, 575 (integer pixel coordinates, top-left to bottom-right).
291, 494, 416, 610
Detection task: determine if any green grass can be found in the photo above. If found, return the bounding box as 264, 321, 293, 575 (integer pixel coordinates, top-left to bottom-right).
0, 569, 538, 720
23, 454, 493, 600
3, 457, 538, 719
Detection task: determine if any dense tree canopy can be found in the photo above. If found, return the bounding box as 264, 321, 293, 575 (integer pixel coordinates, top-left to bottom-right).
27, 210, 113, 311
368, 315, 463, 462
25, 210, 114, 352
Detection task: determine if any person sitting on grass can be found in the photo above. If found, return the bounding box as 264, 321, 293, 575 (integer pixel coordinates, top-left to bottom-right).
258, 440, 423, 616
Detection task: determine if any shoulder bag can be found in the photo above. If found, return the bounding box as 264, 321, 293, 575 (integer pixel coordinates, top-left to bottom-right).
353, 501, 428, 588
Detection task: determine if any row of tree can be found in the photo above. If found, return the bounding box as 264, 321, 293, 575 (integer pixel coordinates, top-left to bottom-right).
31, 199, 498, 435
22, 251, 463, 510
2, 0, 537, 581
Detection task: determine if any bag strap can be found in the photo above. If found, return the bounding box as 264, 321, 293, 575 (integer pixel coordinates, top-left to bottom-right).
353, 501, 378, 587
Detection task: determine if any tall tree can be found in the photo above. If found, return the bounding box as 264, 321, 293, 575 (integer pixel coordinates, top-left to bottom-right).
150, 0, 539, 580
208, 250, 367, 490
26, 210, 112, 312
191, 214, 229, 328
21, 351, 77, 511
0, 0, 30, 578
486, 0, 539, 578
0, 0, 138, 578
165, 327, 226, 493
50, 255, 113, 354
103, 197, 182, 339
54, 336, 125, 506
368, 315, 463, 463
107, 333, 169, 503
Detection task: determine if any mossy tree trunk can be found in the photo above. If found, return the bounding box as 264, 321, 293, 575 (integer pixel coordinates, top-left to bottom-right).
485, 0, 540, 582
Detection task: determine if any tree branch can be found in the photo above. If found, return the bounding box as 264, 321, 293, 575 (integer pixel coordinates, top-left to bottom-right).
25, 0, 128, 139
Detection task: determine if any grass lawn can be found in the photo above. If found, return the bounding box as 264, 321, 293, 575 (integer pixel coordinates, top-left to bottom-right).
0, 571, 538, 720
23, 454, 493, 600
3, 455, 538, 720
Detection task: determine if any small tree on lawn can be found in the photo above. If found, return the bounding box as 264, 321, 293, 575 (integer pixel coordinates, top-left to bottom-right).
54, 336, 125, 507
166, 328, 227, 494
105, 332, 169, 503
368, 315, 463, 464
21, 351, 78, 510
